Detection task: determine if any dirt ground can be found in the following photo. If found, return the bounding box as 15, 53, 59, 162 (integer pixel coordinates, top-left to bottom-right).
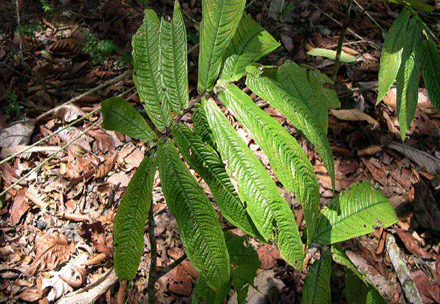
1, 0, 440, 303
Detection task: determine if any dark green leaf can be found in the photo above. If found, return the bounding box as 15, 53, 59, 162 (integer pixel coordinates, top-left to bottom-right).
114, 153, 157, 280
420, 40, 440, 115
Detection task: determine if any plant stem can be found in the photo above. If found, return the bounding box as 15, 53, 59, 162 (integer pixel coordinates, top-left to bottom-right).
331, 0, 354, 86
147, 204, 157, 304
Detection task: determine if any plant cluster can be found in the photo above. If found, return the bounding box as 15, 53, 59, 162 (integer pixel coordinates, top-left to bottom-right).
100, 0, 439, 302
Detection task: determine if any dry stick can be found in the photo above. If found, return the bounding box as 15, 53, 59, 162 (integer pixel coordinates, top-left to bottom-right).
0, 119, 101, 197
147, 205, 157, 304
331, 0, 354, 85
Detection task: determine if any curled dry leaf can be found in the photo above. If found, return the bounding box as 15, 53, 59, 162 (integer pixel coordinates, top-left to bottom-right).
0, 118, 35, 148
257, 243, 281, 270
27, 232, 76, 276
87, 127, 115, 153
54, 104, 85, 123
18, 288, 43, 302
95, 152, 118, 178
10, 188, 29, 225
330, 109, 377, 124
394, 228, 433, 259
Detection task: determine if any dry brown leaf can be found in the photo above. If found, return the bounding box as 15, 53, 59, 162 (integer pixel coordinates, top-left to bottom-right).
18, 288, 42, 302
10, 188, 29, 225
48, 38, 85, 55
412, 270, 440, 304
0, 118, 35, 148
357, 145, 382, 156
384, 88, 433, 109
85, 253, 108, 266
257, 243, 281, 270
54, 104, 85, 123
87, 127, 115, 153
79, 222, 112, 255
167, 265, 192, 297
27, 232, 76, 275
95, 152, 118, 178
330, 108, 377, 124
394, 228, 433, 259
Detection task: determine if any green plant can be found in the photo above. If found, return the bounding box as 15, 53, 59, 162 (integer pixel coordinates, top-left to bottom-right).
40, 0, 53, 12
102, 1, 397, 302
377, 0, 440, 139
16, 22, 46, 38
5, 90, 24, 116
83, 32, 120, 64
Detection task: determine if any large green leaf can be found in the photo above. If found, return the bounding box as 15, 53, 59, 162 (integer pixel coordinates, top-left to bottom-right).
132, 10, 171, 131
198, 0, 246, 93
276, 61, 330, 134
332, 244, 387, 304
302, 249, 331, 304
246, 65, 335, 190
377, 8, 411, 103
101, 97, 157, 143
113, 153, 157, 280
420, 40, 440, 115
218, 83, 320, 242
396, 17, 423, 140
191, 274, 230, 304
312, 181, 397, 246
203, 97, 304, 269
159, 1, 189, 113
157, 140, 230, 290
172, 124, 262, 239
220, 13, 280, 82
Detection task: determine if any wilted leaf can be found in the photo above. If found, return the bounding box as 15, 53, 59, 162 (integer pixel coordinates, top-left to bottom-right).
395, 227, 433, 259
95, 152, 118, 178
87, 127, 115, 153
10, 188, 29, 225
54, 104, 85, 123
27, 232, 76, 275
0, 118, 35, 148
330, 109, 377, 124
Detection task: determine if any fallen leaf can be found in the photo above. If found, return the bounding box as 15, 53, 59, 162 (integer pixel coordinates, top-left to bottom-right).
257, 243, 281, 269
412, 270, 440, 303
167, 265, 192, 297
27, 232, 76, 275
79, 222, 112, 255
0, 118, 35, 148
10, 188, 29, 225
394, 228, 433, 259
95, 152, 118, 178
54, 104, 85, 123
18, 288, 42, 302
330, 109, 377, 124
412, 180, 440, 233
87, 127, 115, 153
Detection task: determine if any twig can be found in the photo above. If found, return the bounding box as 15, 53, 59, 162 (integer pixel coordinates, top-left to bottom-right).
147, 203, 157, 304
386, 234, 423, 304
331, 0, 354, 85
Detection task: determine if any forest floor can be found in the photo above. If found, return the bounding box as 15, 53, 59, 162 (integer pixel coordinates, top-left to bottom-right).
1, 0, 440, 303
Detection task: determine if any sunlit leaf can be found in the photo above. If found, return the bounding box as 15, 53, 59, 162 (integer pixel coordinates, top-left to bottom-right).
307, 48, 356, 63
203, 97, 304, 269
396, 17, 423, 139
377, 8, 411, 103
198, 0, 246, 93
